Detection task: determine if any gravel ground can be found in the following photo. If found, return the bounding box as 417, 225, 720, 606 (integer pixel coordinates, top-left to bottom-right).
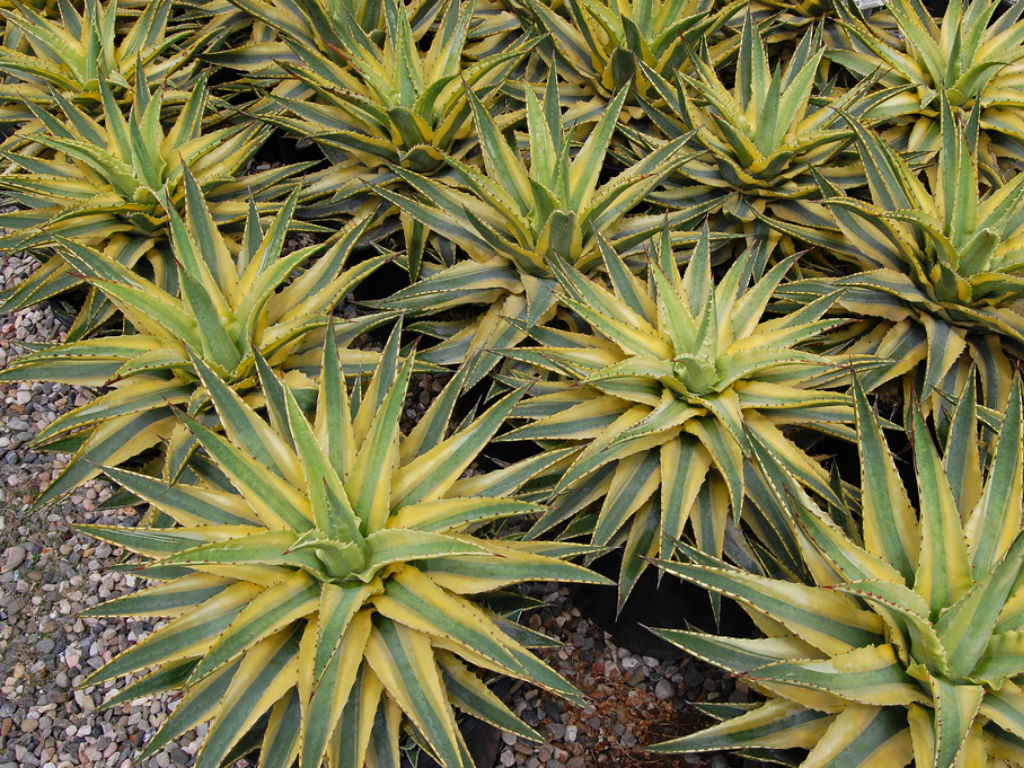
0, 254, 207, 768
489, 583, 748, 768
0, 251, 749, 768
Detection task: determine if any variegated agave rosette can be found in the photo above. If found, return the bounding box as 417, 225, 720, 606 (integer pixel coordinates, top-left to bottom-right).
632, 14, 882, 231
0, 73, 308, 339
648, 376, 1024, 768
258, 0, 537, 211
494, 228, 863, 608
769, 96, 1024, 414
521, 0, 741, 104
190, 0, 401, 72
827, 0, 1024, 168
76, 332, 609, 768
0, 171, 389, 509
0, 0, 199, 122
376, 72, 714, 387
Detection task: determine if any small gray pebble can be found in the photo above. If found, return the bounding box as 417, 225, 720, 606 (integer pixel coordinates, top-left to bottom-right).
655, 679, 675, 700
3, 545, 25, 571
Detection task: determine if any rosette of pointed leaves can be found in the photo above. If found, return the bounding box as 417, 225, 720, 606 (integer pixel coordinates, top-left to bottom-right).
0, 74, 307, 339
648, 377, 1024, 768
0, 171, 388, 510
263, 0, 536, 180
521, 0, 740, 103
828, 0, 1024, 165
0, 0, 198, 123
75, 336, 609, 768
634, 15, 878, 227
376, 74, 710, 386
768, 97, 1024, 413
206, 0, 454, 79
494, 229, 857, 608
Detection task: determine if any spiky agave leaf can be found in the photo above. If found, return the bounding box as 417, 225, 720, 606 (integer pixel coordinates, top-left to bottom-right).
376, 71, 716, 386
494, 227, 866, 609
828, 0, 1024, 169
76, 335, 610, 768
0, 72, 311, 339
767, 95, 1024, 413
0, 170, 390, 509
648, 375, 1024, 768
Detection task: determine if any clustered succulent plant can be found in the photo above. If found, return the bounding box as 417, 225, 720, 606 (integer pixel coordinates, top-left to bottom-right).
3, 0, 1024, 766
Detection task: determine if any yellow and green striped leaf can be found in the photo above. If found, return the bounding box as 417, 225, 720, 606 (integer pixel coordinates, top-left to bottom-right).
391, 386, 525, 507
800, 704, 912, 768
301, 611, 374, 768
387, 498, 543, 533
180, 412, 312, 533
348, 352, 414, 533
966, 376, 1023, 576
364, 618, 471, 768
647, 699, 830, 754
80, 572, 231, 618
34, 407, 174, 509
102, 466, 258, 527
656, 558, 884, 656
197, 627, 300, 768
438, 651, 541, 742
943, 374, 982, 519
282, 381, 362, 542
85, 582, 260, 686
910, 406, 971, 614
260, 688, 301, 768
138, 661, 240, 760
853, 378, 919, 581
374, 567, 527, 678
649, 628, 820, 676
749, 644, 926, 707
929, 676, 985, 768
189, 570, 318, 684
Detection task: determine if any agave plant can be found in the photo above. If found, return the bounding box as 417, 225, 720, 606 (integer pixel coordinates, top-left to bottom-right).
768, 96, 1024, 413
0, 73, 307, 339
0, 0, 199, 123
75, 334, 609, 768
491, 228, 861, 608
828, 0, 1024, 167
649, 376, 1024, 768
0, 170, 388, 509
206, 0, 457, 79
631, 14, 882, 231
376, 73, 712, 386
521, 0, 740, 103
258, 0, 537, 215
